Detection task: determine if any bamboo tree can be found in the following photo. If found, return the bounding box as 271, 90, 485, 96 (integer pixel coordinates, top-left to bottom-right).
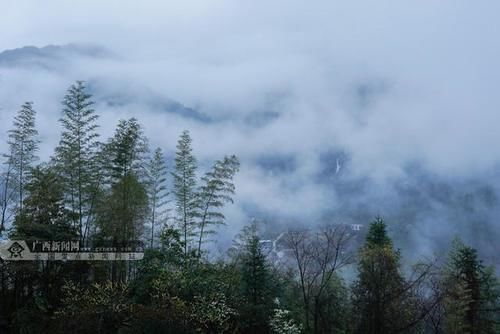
146, 147, 169, 248
54, 81, 100, 243
12, 164, 76, 240
96, 118, 149, 284
196, 155, 239, 256
5, 102, 39, 216
104, 118, 148, 182
0, 157, 16, 235
98, 117, 149, 240
172, 130, 199, 257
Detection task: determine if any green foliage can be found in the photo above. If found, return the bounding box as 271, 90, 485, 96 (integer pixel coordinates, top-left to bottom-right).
171, 131, 240, 259
238, 224, 277, 333
55, 280, 132, 333
94, 173, 148, 285
269, 300, 302, 334
96, 173, 148, 243
197, 155, 239, 256
313, 275, 350, 334
190, 292, 237, 333
285, 224, 353, 333
104, 118, 149, 182
54, 81, 100, 242
95, 118, 149, 256
443, 238, 500, 333
12, 164, 76, 240
146, 147, 170, 248
351, 217, 413, 334
159, 223, 184, 261
4, 83, 500, 334
129, 248, 174, 304
172, 130, 199, 256
365, 216, 392, 248
0, 86, 250, 333
4, 101, 39, 218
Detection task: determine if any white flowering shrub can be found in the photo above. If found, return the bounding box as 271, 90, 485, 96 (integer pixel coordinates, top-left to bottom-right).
190, 292, 237, 333
269, 299, 302, 334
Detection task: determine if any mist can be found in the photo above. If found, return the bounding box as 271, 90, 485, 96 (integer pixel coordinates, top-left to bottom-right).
1, 1, 500, 261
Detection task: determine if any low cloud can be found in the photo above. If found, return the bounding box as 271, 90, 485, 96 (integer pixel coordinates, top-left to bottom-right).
1, 1, 500, 258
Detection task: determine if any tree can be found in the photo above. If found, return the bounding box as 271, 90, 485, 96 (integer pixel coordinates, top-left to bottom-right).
190, 292, 237, 333
96, 174, 148, 244
146, 147, 169, 248
96, 118, 149, 284
197, 155, 239, 256
98, 118, 149, 241
351, 217, 418, 334
11, 164, 76, 240
238, 224, 276, 334
56, 281, 132, 333
269, 300, 302, 334
172, 130, 199, 257
54, 81, 100, 243
9, 164, 78, 329
285, 224, 353, 333
442, 238, 500, 334
104, 118, 148, 183
3, 102, 39, 220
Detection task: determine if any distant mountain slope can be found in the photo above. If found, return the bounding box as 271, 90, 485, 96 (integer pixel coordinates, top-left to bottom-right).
0, 44, 212, 122
0, 44, 113, 69
1, 44, 500, 265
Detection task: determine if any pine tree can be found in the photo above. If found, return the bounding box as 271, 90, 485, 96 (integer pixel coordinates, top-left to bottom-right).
197, 155, 239, 256
4, 102, 39, 217
351, 217, 411, 334
146, 147, 169, 248
239, 224, 276, 334
172, 130, 199, 257
443, 238, 500, 334
54, 81, 100, 243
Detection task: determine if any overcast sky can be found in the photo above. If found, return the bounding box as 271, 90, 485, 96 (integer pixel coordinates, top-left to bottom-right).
2, 1, 500, 247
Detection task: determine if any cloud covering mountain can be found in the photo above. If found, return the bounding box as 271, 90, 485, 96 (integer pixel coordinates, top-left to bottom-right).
1, 1, 500, 259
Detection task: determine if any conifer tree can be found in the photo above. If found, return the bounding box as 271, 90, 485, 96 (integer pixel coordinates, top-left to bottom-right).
443, 238, 500, 334
172, 130, 199, 256
54, 81, 100, 242
146, 147, 169, 248
239, 224, 276, 334
196, 155, 239, 256
351, 217, 411, 334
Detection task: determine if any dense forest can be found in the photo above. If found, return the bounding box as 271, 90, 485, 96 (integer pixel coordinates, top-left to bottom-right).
0, 81, 499, 333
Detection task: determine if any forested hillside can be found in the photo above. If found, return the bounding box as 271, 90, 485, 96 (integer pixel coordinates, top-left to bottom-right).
0, 82, 498, 333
